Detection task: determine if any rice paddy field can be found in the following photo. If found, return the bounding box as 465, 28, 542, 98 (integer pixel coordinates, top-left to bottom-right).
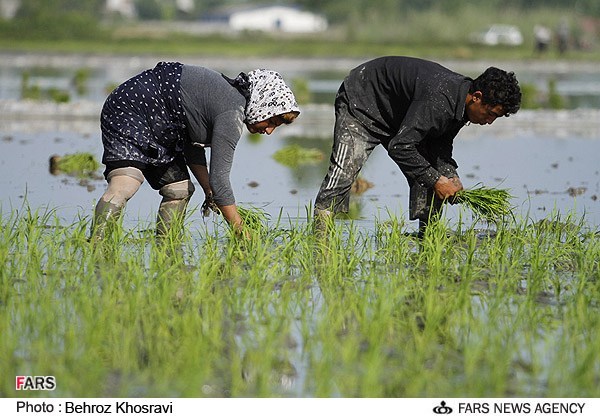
1, 200, 600, 398
2, 56, 600, 399
2, 128, 600, 399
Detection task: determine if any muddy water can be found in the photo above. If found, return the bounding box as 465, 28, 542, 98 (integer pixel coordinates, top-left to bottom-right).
1, 111, 599, 231
1, 54, 599, 229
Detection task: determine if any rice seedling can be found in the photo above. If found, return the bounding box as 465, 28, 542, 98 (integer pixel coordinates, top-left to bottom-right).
237, 205, 269, 231
48, 152, 100, 178
454, 184, 514, 221
2, 204, 600, 398
272, 144, 324, 167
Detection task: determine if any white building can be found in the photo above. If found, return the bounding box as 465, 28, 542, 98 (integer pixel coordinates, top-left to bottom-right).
0, 0, 19, 19
209, 5, 328, 34
105, 0, 194, 19
105, 0, 136, 18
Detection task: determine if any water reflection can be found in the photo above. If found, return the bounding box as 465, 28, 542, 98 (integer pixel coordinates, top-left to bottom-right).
4, 56, 600, 109
1, 115, 599, 229
275, 136, 332, 189
1, 55, 600, 229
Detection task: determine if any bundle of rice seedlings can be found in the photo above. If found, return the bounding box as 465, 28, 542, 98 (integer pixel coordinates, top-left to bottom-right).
237, 206, 269, 231
454, 185, 513, 221
272, 144, 324, 167
49, 152, 100, 177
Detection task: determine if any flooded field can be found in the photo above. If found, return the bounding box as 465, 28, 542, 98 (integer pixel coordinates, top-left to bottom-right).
1, 107, 599, 230
1, 54, 600, 398
1, 53, 600, 230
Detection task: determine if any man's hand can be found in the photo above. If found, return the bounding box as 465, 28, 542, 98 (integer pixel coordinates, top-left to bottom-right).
433, 175, 463, 200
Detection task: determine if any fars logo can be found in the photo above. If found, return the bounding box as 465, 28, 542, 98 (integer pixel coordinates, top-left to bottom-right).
16, 376, 56, 391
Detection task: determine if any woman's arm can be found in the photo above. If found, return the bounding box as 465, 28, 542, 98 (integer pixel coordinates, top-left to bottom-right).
189, 163, 243, 231
188, 163, 211, 196
218, 204, 243, 232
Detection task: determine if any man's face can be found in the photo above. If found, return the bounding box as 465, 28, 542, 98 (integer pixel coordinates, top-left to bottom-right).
466, 91, 506, 125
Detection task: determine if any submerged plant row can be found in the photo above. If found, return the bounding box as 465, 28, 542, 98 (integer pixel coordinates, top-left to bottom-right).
1, 206, 599, 397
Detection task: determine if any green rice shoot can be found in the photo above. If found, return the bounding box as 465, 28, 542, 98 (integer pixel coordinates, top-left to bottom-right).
50, 152, 100, 177
238, 205, 270, 231
455, 184, 514, 221
2, 205, 600, 397
272, 144, 324, 167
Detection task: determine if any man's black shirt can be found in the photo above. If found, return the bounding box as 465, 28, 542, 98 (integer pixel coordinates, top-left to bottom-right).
342, 56, 472, 188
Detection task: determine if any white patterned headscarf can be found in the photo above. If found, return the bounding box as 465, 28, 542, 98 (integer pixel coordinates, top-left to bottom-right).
244, 69, 300, 124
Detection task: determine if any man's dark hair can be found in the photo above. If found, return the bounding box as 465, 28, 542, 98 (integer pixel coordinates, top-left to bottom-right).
471, 67, 521, 115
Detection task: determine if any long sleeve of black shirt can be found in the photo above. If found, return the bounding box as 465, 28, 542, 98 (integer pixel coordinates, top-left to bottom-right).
386, 100, 464, 188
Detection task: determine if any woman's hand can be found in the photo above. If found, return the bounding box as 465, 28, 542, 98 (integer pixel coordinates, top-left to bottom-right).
219, 204, 245, 233
201, 192, 220, 217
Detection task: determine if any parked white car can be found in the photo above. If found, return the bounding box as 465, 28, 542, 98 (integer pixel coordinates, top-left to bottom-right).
470, 25, 524, 46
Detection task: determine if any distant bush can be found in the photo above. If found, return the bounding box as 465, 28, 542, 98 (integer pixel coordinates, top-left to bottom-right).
0, 12, 106, 40
135, 0, 164, 20
292, 78, 312, 105
547, 79, 566, 109
73, 68, 92, 96
520, 80, 567, 109
21, 72, 71, 103
520, 83, 542, 109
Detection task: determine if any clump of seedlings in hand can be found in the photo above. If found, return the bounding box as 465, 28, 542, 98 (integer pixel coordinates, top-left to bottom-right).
454, 184, 514, 221
238, 205, 270, 232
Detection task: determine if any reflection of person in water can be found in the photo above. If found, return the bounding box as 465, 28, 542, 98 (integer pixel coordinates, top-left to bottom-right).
314, 56, 521, 235
91, 62, 299, 240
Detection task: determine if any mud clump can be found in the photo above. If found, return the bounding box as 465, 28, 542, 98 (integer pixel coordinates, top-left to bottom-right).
567, 186, 586, 197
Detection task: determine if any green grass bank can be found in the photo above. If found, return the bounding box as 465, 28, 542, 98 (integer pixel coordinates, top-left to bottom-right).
1, 7, 599, 61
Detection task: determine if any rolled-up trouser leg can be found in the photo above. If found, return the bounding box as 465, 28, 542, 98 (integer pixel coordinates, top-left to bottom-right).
156, 179, 195, 237
92, 167, 144, 240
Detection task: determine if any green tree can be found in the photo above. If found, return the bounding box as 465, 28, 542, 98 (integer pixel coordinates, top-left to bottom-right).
14, 0, 105, 39
16, 0, 104, 18
135, 0, 166, 20
296, 0, 600, 19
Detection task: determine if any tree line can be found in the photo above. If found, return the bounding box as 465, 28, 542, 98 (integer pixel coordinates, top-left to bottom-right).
296, 0, 600, 20
2, 0, 599, 40
9, 0, 600, 22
